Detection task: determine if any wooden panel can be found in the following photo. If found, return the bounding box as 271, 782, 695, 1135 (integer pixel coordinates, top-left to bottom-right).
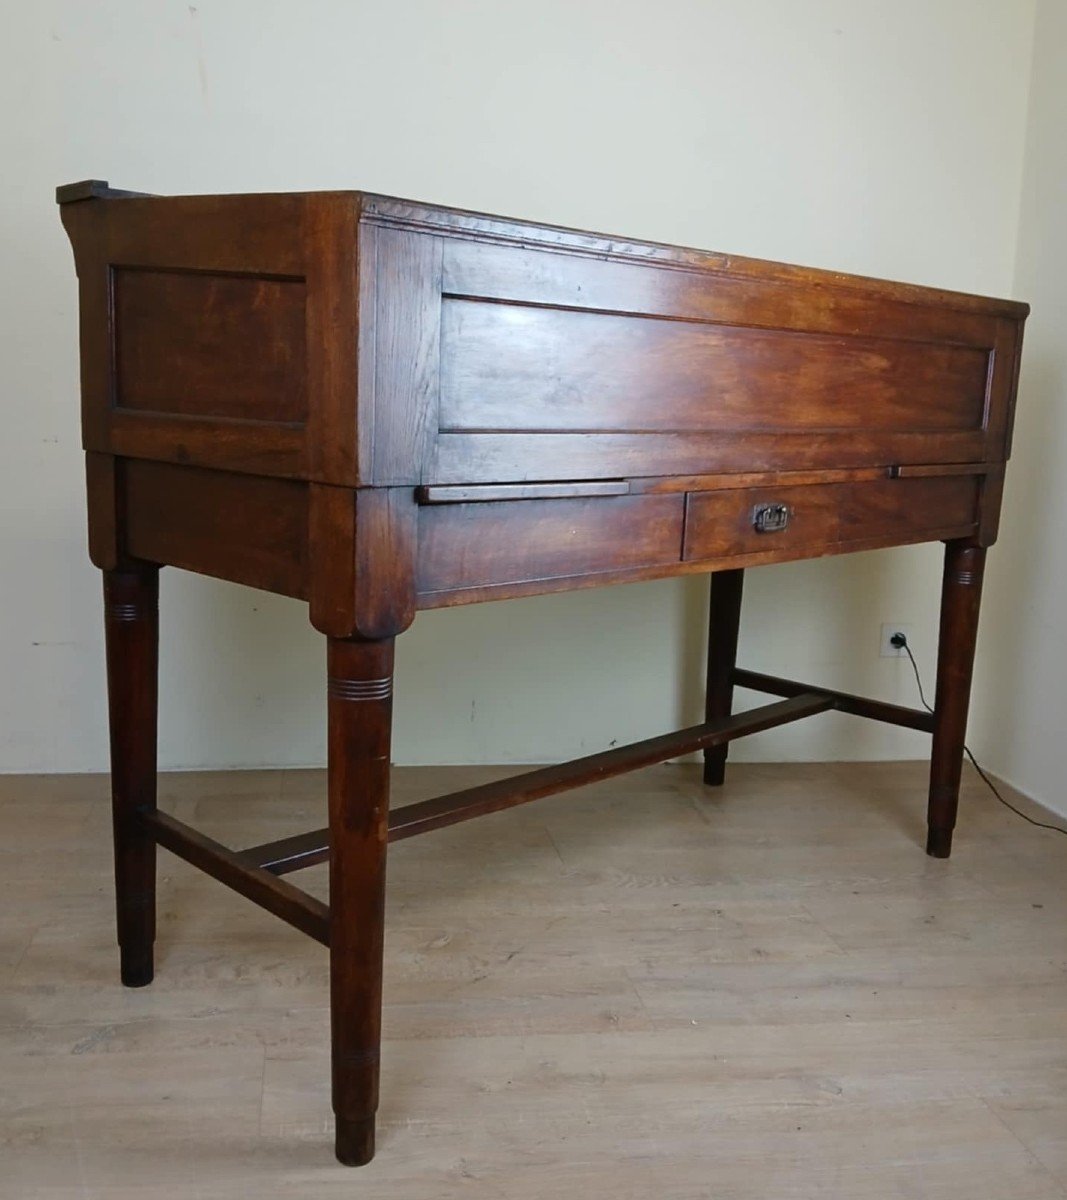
376, 197, 1029, 322
838, 478, 978, 543
442, 240, 1007, 347
85, 451, 120, 570
61, 191, 320, 484
123, 459, 308, 597
60, 188, 1028, 504
684, 484, 839, 559
428, 236, 1018, 486
370, 229, 443, 484
440, 299, 988, 436
58, 201, 113, 449
683, 477, 978, 562
986, 317, 1024, 459
304, 193, 361, 483
101, 193, 307, 276
413, 477, 977, 607
114, 268, 307, 423
107, 411, 307, 478
416, 494, 684, 597
977, 464, 1006, 547
416, 523, 980, 610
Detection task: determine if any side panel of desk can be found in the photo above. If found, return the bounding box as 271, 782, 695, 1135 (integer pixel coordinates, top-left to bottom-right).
60, 192, 364, 485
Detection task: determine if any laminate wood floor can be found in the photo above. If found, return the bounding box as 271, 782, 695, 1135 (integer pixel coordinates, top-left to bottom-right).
2, 761, 1066, 1199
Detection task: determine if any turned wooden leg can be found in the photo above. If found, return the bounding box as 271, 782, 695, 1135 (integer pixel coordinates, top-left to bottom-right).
103, 565, 160, 988
703, 569, 745, 786
926, 540, 986, 858
328, 637, 394, 1166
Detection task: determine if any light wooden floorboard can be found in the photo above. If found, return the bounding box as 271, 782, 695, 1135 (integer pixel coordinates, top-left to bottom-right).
1, 761, 1066, 1198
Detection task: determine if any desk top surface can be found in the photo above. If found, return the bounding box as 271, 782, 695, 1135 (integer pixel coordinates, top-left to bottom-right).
59, 178, 1027, 320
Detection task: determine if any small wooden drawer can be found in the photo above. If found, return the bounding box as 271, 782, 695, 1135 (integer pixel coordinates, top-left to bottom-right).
682, 476, 979, 562
417, 493, 685, 598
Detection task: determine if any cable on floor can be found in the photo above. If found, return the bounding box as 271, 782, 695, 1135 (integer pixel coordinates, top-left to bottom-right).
898, 637, 1067, 839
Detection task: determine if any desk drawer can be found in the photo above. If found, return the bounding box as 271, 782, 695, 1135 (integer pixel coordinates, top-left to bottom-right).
682, 476, 979, 562
417, 492, 685, 597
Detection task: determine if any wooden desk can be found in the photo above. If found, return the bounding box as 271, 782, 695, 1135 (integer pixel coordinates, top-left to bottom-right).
58, 180, 1028, 1165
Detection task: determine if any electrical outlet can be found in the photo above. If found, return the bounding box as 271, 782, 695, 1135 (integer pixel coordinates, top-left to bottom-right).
880, 623, 914, 657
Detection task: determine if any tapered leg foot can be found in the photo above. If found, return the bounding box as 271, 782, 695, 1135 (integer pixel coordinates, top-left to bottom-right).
926, 541, 985, 861
119, 943, 154, 988
327, 637, 394, 1169
702, 756, 727, 787
335, 1115, 376, 1166
925, 827, 953, 859
104, 566, 160, 989
703, 569, 744, 788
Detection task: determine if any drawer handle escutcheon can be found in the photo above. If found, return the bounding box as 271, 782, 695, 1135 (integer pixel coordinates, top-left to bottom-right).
752, 503, 792, 533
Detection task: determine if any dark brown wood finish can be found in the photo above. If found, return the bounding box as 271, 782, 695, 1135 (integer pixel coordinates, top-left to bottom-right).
113, 268, 308, 422
388, 691, 833, 842
439, 301, 989, 433
414, 475, 981, 609
144, 809, 329, 945
124, 460, 309, 598
416, 493, 685, 598
428, 429, 990, 486
926, 540, 987, 857
684, 476, 979, 562
977, 464, 1007, 548
367, 228, 443, 484
103, 565, 159, 988
376, 196, 1021, 317
58, 181, 1028, 1166
703, 569, 745, 786
242, 692, 834, 875
85, 452, 121, 570
327, 637, 395, 1166
732, 668, 937, 733
304, 193, 361, 483
58, 183, 1027, 492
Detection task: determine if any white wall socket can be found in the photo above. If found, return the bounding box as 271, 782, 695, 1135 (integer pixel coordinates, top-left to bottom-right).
880, 623, 915, 657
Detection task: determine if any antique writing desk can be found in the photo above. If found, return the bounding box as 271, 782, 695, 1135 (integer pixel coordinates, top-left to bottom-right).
58, 180, 1028, 1165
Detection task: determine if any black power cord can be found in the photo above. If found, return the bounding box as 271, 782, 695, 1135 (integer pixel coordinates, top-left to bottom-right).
890, 632, 1067, 839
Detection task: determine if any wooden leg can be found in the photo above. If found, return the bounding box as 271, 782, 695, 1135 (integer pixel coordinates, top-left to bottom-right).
926, 540, 986, 858
103, 565, 160, 988
327, 636, 394, 1166
703, 569, 745, 786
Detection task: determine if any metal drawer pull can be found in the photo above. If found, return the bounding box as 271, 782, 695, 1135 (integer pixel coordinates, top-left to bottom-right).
752, 503, 791, 533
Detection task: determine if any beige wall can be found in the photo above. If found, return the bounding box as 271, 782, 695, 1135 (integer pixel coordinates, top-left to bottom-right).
972, 0, 1067, 817
0, 1, 1042, 776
